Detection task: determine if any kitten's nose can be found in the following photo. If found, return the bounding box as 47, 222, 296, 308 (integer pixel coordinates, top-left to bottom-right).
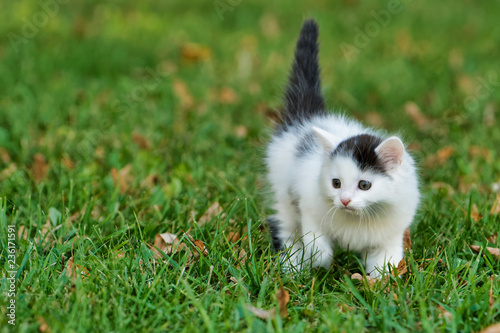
341, 199, 351, 207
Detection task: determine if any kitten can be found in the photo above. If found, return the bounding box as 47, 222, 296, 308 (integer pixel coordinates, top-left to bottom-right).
265, 19, 420, 277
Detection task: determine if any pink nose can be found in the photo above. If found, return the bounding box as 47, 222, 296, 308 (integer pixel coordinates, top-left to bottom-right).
341, 199, 351, 207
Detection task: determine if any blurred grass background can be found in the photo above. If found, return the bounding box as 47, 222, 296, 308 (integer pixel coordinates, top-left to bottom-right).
0, 0, 499, 332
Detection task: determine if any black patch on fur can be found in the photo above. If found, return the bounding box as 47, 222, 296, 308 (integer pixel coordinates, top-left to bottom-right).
278, 19, 326, 132
266, 216, 283, 252
295, 132, 317, 157
332, 134, 386, 174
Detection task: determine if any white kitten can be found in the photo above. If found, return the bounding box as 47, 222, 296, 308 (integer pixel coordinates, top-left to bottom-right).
265, 19, 420, 278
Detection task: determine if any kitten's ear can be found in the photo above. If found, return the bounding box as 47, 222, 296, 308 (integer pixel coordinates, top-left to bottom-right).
312, 126, 337, 152
375, 137, 405, 170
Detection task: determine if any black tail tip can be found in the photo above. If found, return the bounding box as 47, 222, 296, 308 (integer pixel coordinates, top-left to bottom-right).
299, 19, 319, 39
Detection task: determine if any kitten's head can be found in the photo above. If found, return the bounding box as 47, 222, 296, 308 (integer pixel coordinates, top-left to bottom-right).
312, 126, 406, 215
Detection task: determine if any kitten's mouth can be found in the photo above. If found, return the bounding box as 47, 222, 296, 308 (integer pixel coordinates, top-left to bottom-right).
340, 206, 358, 214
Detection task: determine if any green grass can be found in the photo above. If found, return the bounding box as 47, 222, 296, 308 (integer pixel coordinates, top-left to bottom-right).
1, 0, 500, 332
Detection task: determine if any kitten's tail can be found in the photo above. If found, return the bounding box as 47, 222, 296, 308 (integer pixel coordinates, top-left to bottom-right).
279, 19, 326, 131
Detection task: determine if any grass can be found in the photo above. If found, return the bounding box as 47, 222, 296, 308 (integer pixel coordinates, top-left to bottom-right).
0, 0, 499, 332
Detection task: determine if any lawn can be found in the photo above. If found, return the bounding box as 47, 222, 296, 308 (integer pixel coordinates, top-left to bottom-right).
0, 0, 499, 332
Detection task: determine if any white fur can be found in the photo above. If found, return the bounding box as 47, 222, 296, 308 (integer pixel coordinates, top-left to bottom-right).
266, 114, 419, 277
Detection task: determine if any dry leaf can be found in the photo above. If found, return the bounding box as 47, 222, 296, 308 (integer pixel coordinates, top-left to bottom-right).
365, 111, 384, 127
260, 13, 280, 38
396, 258, 408, 276
33, 153, 49, 182
339, 303, 355, 312
197, 202, 223, 225
469, 245, 500, 259
36, 220, 53, 245
490, 195, 500, 215
245, 304, 276, 320
0, 147, 11, 163
227, 232, 241, 243
37, 316, 51, 333
132, 132, 151, 150
235, 125, 248, 138
470, 204, 483, 222
150, 232, 188, 259
487, 233, 498, 244
218, 87, 238, 104
403, 228, 412, 251
18, 225, 28, 240
436, 304, 452, 320
173, 79, 194, 110
66, 257, 89, 281
426, 147, 455, 167
110, 164, 132, 194
478, 324, 500, 333
141, 174, 159, 189
0, 163, 17, 181
351, 273, 377, 286
61, 157, 75, 170
181, 43, 211, 63
276, 287, 290, 318
184, 233, 208, 257
405, 102, 428, 130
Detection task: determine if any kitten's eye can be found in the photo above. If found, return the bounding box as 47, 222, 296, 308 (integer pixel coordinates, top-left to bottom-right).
358, 180, 372, 190
332, 178, 341, 188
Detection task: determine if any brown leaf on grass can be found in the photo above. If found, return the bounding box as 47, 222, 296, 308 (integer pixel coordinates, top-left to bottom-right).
470, 204, 483, 222
32, 153, 49, 182
180, 43, 211, 63
132, 132, 151, 150
150, 232, 188, 259
218, 87, 239, 104
18, 225, 28, 240
426, 146, 455, 167
227, 232, 241, 243
184, 233, 208, 257
365, 111, 384, 127
0, 147, 11, 163
197, 202, 223, 225
37, 316, 51, 333
432, 182, 455, 195
110, 164, 132, 194
235, 125, 248, 138
396, 258, 408, 276
436, 304, 452, 320
478, 324, 500, 333
403, 228, 412, 251
490, 195, 500, 216
487, 233, 498, 244
141, 174, 159, 189
66, 257, 90, 281
61, 156, 75, 170
0, 163, 17, 181
405, 102, 428, 130
468, 146, 492, 160
469, 245, 500, 259
173, 79, 194, 110
351, 273, 377, 286
276, 287, 290, 318
260, 13, 281, 38
36, 220, 54, 245
339, 303, 355, 312
245, 304, 276, 320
